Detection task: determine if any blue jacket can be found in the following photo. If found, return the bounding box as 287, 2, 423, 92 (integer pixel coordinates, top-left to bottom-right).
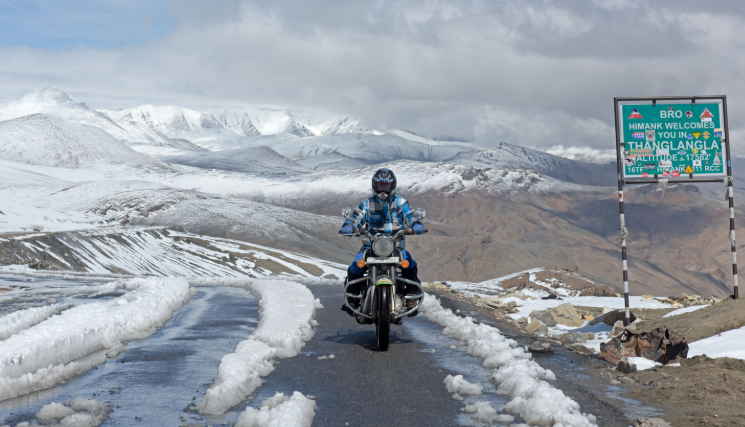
343, 191, 417, 248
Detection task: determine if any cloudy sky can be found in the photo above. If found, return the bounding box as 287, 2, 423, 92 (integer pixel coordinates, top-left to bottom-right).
1, 0, 744, 151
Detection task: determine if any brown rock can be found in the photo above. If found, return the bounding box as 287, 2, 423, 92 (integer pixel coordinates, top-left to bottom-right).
526, 318, 548, 336
531, 303, 583, 327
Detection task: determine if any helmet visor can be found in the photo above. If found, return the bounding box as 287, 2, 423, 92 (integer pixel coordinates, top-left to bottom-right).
374, 180, 393, 193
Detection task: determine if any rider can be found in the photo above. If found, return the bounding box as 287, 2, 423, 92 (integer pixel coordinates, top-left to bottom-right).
340, 168, 425, 309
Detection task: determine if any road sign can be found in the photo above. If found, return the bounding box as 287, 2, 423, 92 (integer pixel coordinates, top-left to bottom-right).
619, 102, 726, 178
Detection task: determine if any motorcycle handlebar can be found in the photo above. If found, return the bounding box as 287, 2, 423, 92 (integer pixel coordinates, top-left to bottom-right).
338, 229, 428, 237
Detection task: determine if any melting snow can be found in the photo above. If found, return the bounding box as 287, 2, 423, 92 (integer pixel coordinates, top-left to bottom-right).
234, 392, 316, 427
0, 278, 191, 400
195, 278, 318, 414
420, 294, 598, 427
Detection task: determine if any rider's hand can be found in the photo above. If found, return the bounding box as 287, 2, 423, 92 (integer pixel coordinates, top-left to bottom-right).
412, 222, 424, 235
341, 224, 354, 235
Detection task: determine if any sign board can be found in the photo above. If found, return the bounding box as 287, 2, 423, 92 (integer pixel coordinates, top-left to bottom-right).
618, 101, 726, 178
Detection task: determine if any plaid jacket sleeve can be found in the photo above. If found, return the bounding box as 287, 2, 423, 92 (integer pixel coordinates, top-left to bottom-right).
400, 198, 416, 227
343, 200, 368, 229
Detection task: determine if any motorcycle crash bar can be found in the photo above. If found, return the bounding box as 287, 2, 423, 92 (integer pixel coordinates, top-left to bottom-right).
394, 277, 425, 320
344, 277, 372, 320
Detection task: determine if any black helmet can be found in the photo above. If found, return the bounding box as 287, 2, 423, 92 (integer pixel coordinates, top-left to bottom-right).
372, 168, 396, 199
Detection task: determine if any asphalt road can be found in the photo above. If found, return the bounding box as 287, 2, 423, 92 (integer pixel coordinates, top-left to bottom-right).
0, 279, 648, 427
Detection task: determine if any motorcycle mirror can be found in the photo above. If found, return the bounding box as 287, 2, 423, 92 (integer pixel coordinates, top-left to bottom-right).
413, 208, 426, 220
341, 207, 352, 218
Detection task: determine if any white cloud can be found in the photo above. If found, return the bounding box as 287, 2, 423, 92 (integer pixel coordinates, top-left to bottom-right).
0, 0, 743, 150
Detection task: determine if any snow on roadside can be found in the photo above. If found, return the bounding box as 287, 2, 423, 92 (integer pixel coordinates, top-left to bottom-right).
420, 294, 598, 427
194, 278, 318, 415
36, 397, 112, 426
234, 392, 316, 427
443, 374, 483, 396
688, 325, 745, 360
0, 303, 72, 340
0, 278, 191, 401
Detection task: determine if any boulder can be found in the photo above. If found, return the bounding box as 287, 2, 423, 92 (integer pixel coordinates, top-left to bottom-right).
610, 320, 637, 336
617, 357, 637, 374
589, 309, 637, 326
531, 303, 583, 327
561, 332, 595, 344
526, 318, 548, 336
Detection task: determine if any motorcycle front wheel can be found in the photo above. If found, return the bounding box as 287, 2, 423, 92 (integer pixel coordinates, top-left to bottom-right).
376, 286, 391, 351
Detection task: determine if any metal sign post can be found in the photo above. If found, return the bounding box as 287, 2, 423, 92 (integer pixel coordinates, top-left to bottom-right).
614, 96, 737, 326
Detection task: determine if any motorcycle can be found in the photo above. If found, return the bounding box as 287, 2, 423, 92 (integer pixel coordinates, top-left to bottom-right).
339, 207, 427, 351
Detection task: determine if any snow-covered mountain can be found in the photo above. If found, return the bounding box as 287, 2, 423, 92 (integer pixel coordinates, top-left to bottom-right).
545, 145, 616, 165
216, 109, 260, 137
101, 105, 236, 145
449, 142, 616, 186
0, 87, 138, 143
0, 114, 158, 170
161, 146, 309, 176
238, 133, 475, 165
253, 111, 313, 137
318, 116, 368, 136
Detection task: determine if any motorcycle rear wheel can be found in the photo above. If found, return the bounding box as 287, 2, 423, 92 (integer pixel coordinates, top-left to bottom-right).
376, 286, 391, 351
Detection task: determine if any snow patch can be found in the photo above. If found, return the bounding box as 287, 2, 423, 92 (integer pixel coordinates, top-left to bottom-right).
688, 325, 745, 360
627, 357, 662, 371
663, 305, 708, 318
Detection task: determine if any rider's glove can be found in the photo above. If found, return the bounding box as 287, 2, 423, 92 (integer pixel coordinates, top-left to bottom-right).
412, 222, 424, 235
341, 224, 354, 235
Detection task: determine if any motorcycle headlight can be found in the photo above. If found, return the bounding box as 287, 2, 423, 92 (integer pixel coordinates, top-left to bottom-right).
372, 237, 394, 257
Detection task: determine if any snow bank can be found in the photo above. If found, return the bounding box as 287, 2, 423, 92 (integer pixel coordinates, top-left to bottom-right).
195, 278, 317, 414
420, 295, 598, 427
443, 374, 483, 396
663, 305, 708, 318
235, 392, 316, 427
0, 278, 191, 400
0, 303, 72, 340
688, 325, 745, 360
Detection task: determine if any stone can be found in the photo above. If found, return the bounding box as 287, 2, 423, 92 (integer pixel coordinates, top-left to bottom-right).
618, 375, 637, 385
528, 341, 553, 354
531, 303, 583, 327
590, 309, 637, 326
633, 417, 672, 427
526, 318, 548, 336
610, 319, 637, 336
582, 314, 594, 320
561, 332, 595, 344
566, 343, 594, 355
617, 356, 637, 374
